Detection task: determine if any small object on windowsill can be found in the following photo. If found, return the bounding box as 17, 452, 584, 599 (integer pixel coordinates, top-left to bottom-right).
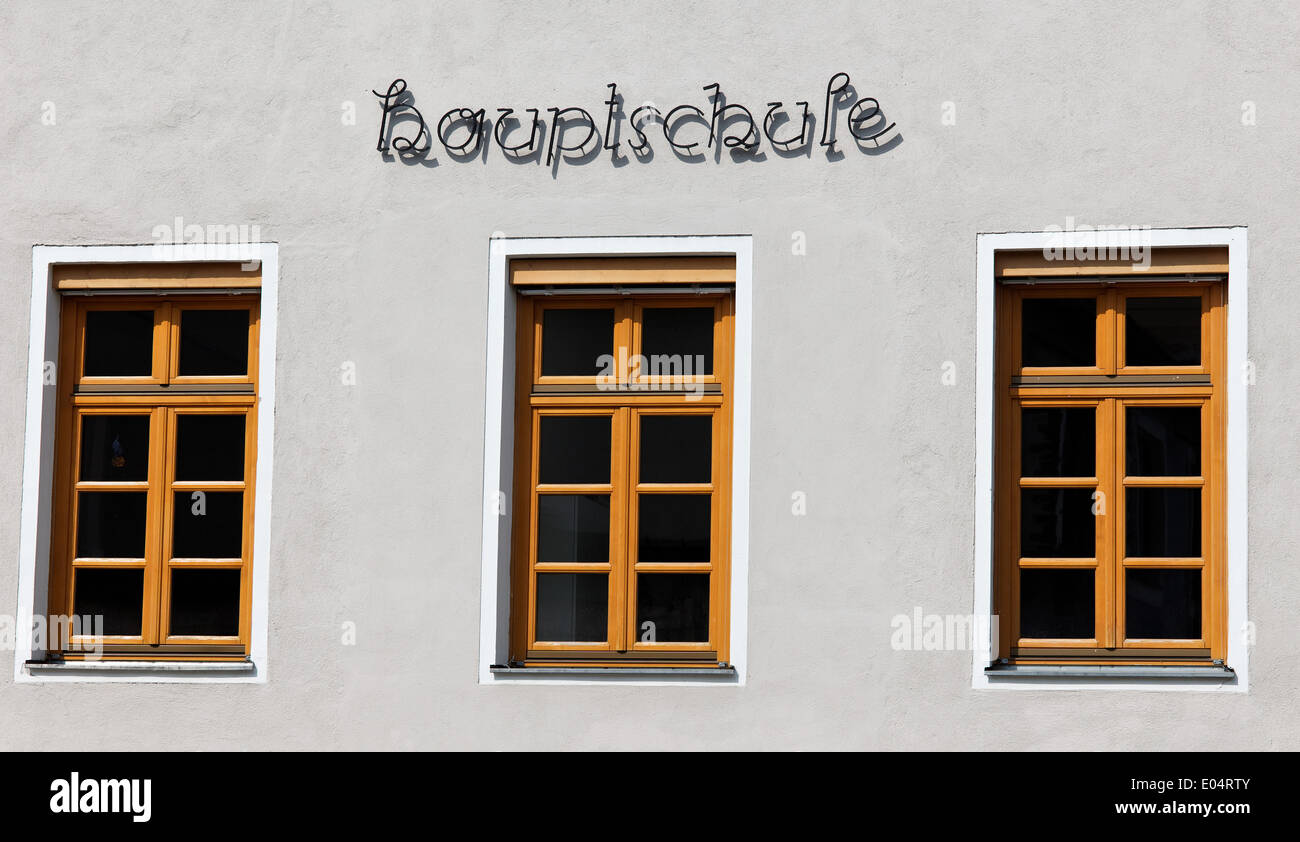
27, 657, 255, 673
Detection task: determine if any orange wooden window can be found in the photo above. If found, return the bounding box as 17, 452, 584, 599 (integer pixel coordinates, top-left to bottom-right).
49, 294, 259, 659
509, 285, 734, 667
995, 278, 1226, 664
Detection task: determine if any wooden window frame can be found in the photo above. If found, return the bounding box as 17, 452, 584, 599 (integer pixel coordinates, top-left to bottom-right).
509, 289, 735, 667
49, 294, 260, 660
995, 278, 1226, 665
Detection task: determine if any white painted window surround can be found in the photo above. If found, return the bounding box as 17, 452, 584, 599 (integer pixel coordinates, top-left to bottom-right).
971, 228, 1248, 692
15, 243, 278, 683
478, 236, 752, 685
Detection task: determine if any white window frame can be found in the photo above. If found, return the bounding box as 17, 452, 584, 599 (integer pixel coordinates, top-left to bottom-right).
972, 227, 1248, 692
15, 243, 278, 683
478, 235, 752, 685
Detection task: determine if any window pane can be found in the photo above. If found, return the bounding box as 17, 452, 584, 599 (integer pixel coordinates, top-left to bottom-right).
640, 415, 711, 483
79, 415, 149, 482
641, 308, 713, 375
178, 309, 250, 376
541, 308, 613, 376
172, 491, 243, 558
539, 416, 610, 484
1020, 407, 1094, 477
1125, 297, 1200, 366
1021, 298, 1095, 367
1019, 569, 1094, 639
537, 495, 609, 563
1126, 488, 1200, 557
73, 568, 144, 636
1126, 569, 1201, 639
83, 310, 153, 377
170, 569, 241, 637
175, 415, 245, 482
636, 573, 709, 642
76, 492, 147, 558
535, 573, 607, 641
1019, 488, 1094, 558
1126, 406, 1200, 477
638, 495, 711, 562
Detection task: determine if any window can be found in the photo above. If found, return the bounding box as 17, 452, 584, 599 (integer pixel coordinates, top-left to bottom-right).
994, 257, 1227, 666
48, 292, 259, 659
507, 257, 734, 667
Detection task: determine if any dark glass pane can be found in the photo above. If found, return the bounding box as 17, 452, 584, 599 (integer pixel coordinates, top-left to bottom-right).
174, 415, 245, 481
172, 491, 243, 558
1127, 488, 1200, 557
1019, 488, 1095, 558
178, 309, 250, 376
1126, 569, 1201, 639
640, 415, 711, 483
541, 308, 614, 376
636, 573, 709, 642
76, 492, 147, 558
535, 573, 607, 641
169, 569, 241, 636
641, 308, 714, 375
638, 495, 710, 562
1019, 569, 1094, 639
1020, 408, 1094, 477
538, 416, 610, 484
73, 568, 144, 636
79, 415, 149, 482
1021, 298, 1095, 367
537, 495, 609, 563
83, 310, 153, 377
1125, 297, 1200, 366
1126, 407, 1200, 477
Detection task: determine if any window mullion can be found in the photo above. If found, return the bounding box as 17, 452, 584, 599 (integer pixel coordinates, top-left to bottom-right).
613, 405, 632, 652
142, 405, 170, 645
1100, 397, 1118, 649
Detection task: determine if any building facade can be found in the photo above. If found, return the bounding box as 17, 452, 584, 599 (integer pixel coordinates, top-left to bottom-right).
1, 1, 1296, 749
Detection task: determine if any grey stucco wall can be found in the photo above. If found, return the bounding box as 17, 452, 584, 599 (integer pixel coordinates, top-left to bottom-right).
1, 0, 1297, 749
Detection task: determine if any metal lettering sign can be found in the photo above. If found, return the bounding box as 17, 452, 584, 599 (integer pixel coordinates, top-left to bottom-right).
373, 73, 898, 168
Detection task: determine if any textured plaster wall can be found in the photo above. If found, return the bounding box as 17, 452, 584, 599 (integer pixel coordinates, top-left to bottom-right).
0, 0, 1297, 749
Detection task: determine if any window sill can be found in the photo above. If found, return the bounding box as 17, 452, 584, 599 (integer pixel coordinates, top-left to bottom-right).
984, 663, 1234, 680
490, 665, 736, 678
26, 659, 255, 676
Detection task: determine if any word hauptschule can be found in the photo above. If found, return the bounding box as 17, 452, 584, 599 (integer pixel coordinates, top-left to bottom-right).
373, 73, 897, 165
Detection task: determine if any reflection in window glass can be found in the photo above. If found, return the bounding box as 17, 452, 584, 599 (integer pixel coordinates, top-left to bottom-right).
170, 569, 241, 636
1019, 569, 1094, 639
541, 309, 614, 377
1021, 408, 1094, 477
636, 574, 709, 642
1126, 569, 1201, 639
74, 568, 144, 636
178, 309, 250, 376
1020, 488, 1095, 558
539, 416, 610, 484
1126, 407, 1199, 477
1022, 298, 1095, 367
80, 415, 150, 482
640, 415, 711, 483
84, 310, 154, 377
535, 573, 608, 642
641, 308, 713, 375
1126, 297, 1200, 366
